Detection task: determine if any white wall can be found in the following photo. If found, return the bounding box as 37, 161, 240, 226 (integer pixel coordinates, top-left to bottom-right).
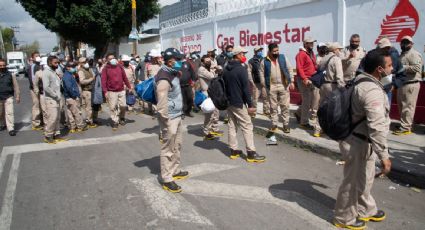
161, 0, 425, 61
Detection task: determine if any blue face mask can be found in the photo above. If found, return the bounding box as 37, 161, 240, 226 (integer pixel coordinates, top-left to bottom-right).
257, 51, 263, 57
226, 52, 234, 58
110, 59, 118, 66
173, 61, 183, 71
68, 68, 76, 74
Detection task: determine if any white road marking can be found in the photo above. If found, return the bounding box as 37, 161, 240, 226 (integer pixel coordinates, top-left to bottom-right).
0, 132, 157, 179
0, 154, 21, 230
179, 179, 335, 230
130, 177, 214, 226
129, 163, 239, 226
130, 162, 339, 229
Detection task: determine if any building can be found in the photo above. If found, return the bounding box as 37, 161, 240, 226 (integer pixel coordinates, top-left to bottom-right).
159, 0, 208, 23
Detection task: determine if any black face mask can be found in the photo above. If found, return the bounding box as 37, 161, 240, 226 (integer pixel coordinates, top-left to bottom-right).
205, 63, 211, 69
272, 53, 279, 59
124, 62, 130, 67
401, 45, 411, 52
350, 43, 359, 50
306, 47, 313, 52
0, 68, 6, 73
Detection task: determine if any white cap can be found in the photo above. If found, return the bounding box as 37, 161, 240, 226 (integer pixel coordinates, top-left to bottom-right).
149, 49, 162, 58
121, 55, 131, 61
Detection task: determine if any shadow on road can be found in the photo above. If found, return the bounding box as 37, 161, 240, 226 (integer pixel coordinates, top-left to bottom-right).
269, 179, 335, 223
133, 156, 160, 177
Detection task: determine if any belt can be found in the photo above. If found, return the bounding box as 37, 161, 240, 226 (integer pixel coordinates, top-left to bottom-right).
323, 81, 338, 84
403, 80, 419, 86
352, 132, 371, 143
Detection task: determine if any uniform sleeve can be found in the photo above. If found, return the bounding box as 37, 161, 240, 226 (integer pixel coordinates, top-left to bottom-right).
198, 67, 215, 80
156, 80, 171, 123
42, 72, 57, 100
285, 58, 294, 83
12, 74, 20, 99
362, 87, 390, 160
334, 58, 345, 87
404, 53, 423, 74
259, 60, 265, 86
78, 70, 93, 85
34, 72, 40, 95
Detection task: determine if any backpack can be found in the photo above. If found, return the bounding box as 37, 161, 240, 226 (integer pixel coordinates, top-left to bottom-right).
207, 76, 229, 110
317, 77, 375, 140
310, 55, 335, 88
135, 77, 157, 104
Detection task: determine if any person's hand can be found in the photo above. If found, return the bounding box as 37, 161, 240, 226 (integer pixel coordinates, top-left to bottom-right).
381, 159, 392, 175
16, 97, 20, 104
289, 83, 295, 90
248, 107, 256, 116
302, 79, 310, 86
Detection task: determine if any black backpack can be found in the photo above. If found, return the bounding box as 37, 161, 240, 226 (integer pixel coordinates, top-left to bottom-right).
317, 77, 376, 140
207, 76, 229, 110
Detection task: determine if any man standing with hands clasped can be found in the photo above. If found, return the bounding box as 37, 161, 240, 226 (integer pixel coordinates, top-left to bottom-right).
223, 46, 266, 163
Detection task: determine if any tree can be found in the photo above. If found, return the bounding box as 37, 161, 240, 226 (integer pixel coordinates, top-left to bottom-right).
1, 26, 15, 52
19, 40, 40, 57
16, 0, 160, 57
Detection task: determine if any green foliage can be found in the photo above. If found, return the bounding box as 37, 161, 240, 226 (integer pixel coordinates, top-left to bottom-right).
1, 26, 16, 52
17, 0, 160, 56
19, 40, 40, 57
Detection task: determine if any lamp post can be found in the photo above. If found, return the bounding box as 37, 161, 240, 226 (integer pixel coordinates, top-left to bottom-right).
131, 0, 137, 56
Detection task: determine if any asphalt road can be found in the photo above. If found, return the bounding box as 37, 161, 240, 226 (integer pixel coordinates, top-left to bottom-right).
0, 76, 423, 230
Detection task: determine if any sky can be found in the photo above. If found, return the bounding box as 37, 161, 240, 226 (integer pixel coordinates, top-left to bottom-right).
0, 0, 179, 53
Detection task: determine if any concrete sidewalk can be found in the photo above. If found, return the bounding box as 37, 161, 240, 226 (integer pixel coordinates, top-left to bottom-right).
249, 103, 425, 189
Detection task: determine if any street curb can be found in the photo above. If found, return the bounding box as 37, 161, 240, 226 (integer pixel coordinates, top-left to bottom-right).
252, 125, 425, 189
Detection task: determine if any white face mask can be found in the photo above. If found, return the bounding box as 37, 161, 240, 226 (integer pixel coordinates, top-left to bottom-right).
380, 72, 393, 86
83, 63, 90, 69
110, 59, 118, 66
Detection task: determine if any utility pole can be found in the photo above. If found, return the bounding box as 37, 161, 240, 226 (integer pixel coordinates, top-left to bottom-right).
131, 0, 137, 56
0, 28, 5, 59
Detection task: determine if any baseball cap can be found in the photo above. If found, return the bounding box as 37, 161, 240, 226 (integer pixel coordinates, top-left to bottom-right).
254, 46, 263, 52
232, 46, 248, 55
78, 57, 87, 63
303, 36, 317, 43
163, 48, 184, 61
377, 37, 392, 48
328, 42, 343, 50
401, 35, 413, 43
317, 42, 327, 47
